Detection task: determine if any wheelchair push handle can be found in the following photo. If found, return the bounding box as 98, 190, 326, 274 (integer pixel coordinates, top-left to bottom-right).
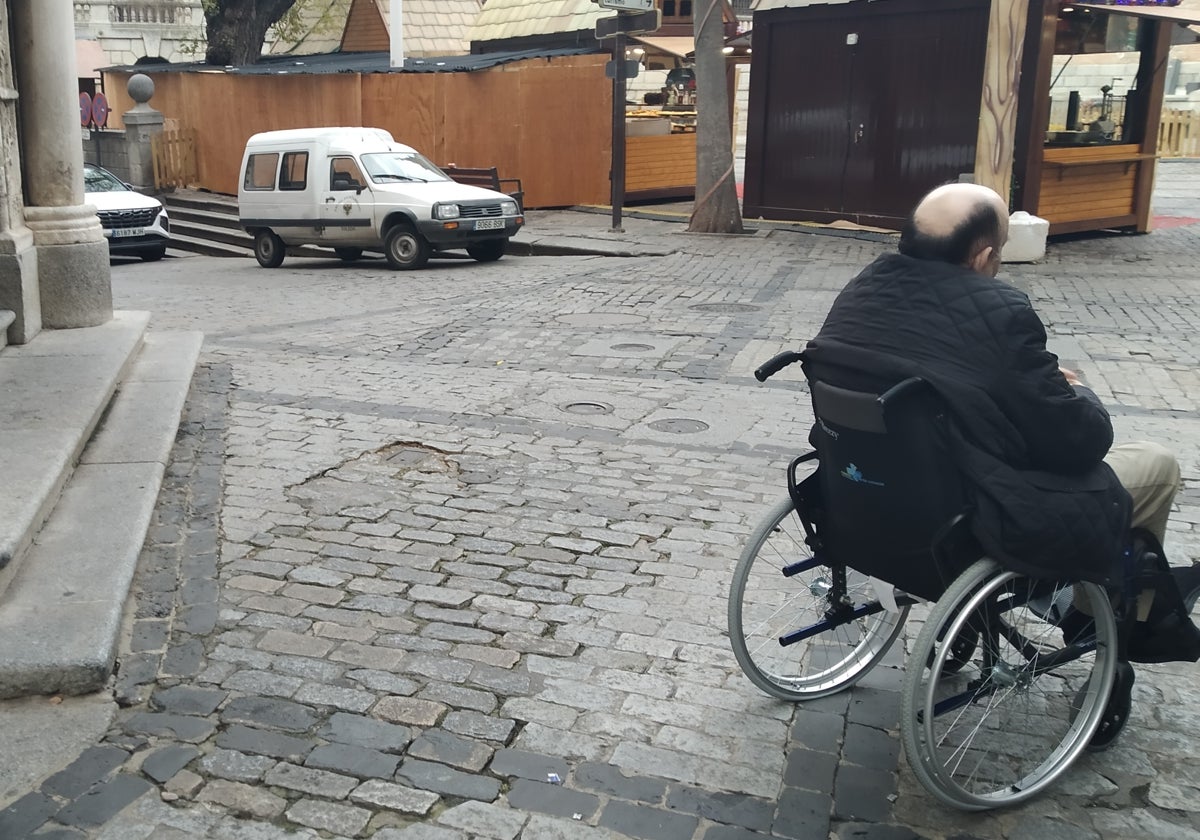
755, 350, 805, 382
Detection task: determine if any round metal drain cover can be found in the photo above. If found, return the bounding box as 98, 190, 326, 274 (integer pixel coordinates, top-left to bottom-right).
562, 401, 614, 415
612, 343, 654, 352
648, 418, 710, 434
689, 302, 760, 313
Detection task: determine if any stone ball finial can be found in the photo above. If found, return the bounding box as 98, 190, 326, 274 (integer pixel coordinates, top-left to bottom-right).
127, 73, 155, 104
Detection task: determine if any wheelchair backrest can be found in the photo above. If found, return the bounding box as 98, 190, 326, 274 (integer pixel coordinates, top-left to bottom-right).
809, 377, 973, 599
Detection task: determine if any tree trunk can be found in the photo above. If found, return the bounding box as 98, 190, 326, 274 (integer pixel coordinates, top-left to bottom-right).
688, 0, 743, 234
205, 0, 299, 66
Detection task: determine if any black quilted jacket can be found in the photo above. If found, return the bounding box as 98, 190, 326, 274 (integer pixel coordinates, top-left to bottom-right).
804, 252, 1132, 584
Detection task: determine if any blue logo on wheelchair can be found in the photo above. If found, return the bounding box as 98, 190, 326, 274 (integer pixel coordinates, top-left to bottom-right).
840, 463, 884, 487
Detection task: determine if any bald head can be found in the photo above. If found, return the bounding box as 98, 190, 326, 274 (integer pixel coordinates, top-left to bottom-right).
898, 183, 1009, 276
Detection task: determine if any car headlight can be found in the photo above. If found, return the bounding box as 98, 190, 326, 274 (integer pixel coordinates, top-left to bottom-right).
434, 204, 460, 220
501, 201, 518, 216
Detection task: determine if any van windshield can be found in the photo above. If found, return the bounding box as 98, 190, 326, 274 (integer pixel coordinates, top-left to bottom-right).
361, 152, 450, 184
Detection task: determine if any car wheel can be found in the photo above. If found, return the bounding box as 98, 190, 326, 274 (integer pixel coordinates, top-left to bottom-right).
384, 224, 430, 270
139, 244, 167, 262
334, 247, 364, 263
254, 230, 286, 268
466, 239, 506, 262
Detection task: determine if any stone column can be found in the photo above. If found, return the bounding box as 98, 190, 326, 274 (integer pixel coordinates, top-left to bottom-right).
12, 0, 111, 329
121, 74, 164, 191
0, 0, 40, 344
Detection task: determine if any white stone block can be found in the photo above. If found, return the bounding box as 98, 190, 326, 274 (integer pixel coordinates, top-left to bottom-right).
1002, 211, 1049, 263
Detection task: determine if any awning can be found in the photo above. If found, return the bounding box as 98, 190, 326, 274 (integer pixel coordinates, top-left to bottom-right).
631, 35, 695, 60
1069, 3, 1200, 27
75, 40, 108, 79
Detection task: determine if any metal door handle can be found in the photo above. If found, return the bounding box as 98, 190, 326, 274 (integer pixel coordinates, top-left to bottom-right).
855, 124, 865, 144
325, 197, 336, 203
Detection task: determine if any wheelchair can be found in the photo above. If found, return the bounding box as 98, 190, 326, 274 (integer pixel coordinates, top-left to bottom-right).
728, 350, 1197, 811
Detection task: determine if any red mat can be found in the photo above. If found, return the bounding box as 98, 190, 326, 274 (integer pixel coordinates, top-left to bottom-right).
1152, 216, 1200, 229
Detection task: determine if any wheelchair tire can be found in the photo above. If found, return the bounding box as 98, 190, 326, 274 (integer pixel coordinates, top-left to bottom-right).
901, 559, 1118, 810
728, 496, 909, 702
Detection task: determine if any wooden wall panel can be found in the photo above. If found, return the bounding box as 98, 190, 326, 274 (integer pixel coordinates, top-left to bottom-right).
341, 0, 389, 52
103, 54, 610, 207
1037, 146, 1139, 225
626, 134, 696, 192
513, 56, 609, 208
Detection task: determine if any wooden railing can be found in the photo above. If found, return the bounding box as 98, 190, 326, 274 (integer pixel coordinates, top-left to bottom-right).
1158, 108, 1200, 159
151, 128, 198, 190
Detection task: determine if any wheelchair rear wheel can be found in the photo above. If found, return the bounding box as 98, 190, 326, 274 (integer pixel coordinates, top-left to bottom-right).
729, 496, 909, 701
901, 559, 1118, 810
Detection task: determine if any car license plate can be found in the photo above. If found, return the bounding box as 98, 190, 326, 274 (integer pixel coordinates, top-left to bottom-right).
475, 219, 504, 231
111, 228, 145, 238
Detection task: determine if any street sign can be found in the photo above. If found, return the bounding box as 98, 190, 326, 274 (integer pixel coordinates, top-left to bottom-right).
79, 92, 92, 127
595, 8, 661, 39
91, 92, 109, 128
605, 59, 641, 80
595, 0, 654, 10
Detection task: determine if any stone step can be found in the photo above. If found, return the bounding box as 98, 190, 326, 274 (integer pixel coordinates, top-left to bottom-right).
161, 190, 237, 216
0, 311, 149, 601
0, 310, 13, 351
166, 204, 244, 232
0, 328, 202, 699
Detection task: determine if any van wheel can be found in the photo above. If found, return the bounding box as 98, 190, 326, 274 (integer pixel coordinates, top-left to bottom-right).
334, 247, 364, 262
384, 224, 430, 270
254, 230, 286, 268
466, 239, 506, 262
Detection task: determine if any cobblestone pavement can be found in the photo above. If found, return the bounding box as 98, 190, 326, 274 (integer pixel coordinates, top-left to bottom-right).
3, 189, 1200, 840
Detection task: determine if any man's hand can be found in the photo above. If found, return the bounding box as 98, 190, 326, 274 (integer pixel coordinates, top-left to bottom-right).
1060, 366, 1081, 386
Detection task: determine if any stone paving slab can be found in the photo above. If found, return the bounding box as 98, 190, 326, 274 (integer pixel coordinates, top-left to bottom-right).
6, 167, 1200, 839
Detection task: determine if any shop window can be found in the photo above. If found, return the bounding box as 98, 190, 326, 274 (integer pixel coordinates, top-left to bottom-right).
1046, 9, 1144, 147
244, 153, 279, 191
279, 152, 309, 191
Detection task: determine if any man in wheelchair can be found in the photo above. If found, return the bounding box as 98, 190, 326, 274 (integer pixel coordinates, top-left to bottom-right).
801, 182, 1197, 751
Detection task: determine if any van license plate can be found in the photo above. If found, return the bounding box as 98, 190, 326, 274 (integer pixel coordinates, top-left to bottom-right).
111, 228, 145, 238
474, 219, 504, 231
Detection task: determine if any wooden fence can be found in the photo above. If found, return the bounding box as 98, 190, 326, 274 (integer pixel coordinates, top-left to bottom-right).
106, 55, 611, 208
151, 128, 199, 190
1158, 108, 1200, 159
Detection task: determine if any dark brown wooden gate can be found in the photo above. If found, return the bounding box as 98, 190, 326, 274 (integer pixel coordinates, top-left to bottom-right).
744, 0, 990, 228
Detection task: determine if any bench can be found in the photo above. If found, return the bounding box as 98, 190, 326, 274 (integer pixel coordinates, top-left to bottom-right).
440, 165, 524, 212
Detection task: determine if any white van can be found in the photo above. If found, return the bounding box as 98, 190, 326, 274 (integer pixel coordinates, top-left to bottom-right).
237, 127, 524, 270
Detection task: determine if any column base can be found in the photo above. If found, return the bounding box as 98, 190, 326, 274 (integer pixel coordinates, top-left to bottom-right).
25, 205, 112, 329
0, 227, 42, 344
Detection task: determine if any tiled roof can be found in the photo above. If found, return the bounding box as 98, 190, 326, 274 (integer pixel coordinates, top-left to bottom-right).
376, 0, 482, 56
468, 0, 607, 43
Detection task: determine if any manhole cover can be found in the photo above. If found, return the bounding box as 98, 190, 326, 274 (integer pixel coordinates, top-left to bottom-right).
557, 313, 643, 327
612, 343, 654, 352
648, 418, 710, 434
689, 303, 760, 314
562, 401, 614, 415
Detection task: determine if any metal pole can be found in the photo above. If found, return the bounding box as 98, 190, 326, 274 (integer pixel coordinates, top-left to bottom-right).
611, 29, 627, 231
390, 0, 404, 68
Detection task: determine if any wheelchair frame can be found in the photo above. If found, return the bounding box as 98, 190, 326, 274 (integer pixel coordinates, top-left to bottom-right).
728, 352, 1122, 810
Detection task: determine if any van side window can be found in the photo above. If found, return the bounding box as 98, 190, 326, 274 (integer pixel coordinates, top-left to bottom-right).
329, 157, 366, 192
244, 153, 279, 191
279, 152, 309, 191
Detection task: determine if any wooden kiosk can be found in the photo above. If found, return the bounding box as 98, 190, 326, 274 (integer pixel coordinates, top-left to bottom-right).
744, 0, 1200, 235
1014, 1, 1200, 234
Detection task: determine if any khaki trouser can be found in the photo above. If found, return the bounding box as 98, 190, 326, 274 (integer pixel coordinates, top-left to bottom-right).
1075, 442, 1181, 621
1103, 441, 1181, 544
